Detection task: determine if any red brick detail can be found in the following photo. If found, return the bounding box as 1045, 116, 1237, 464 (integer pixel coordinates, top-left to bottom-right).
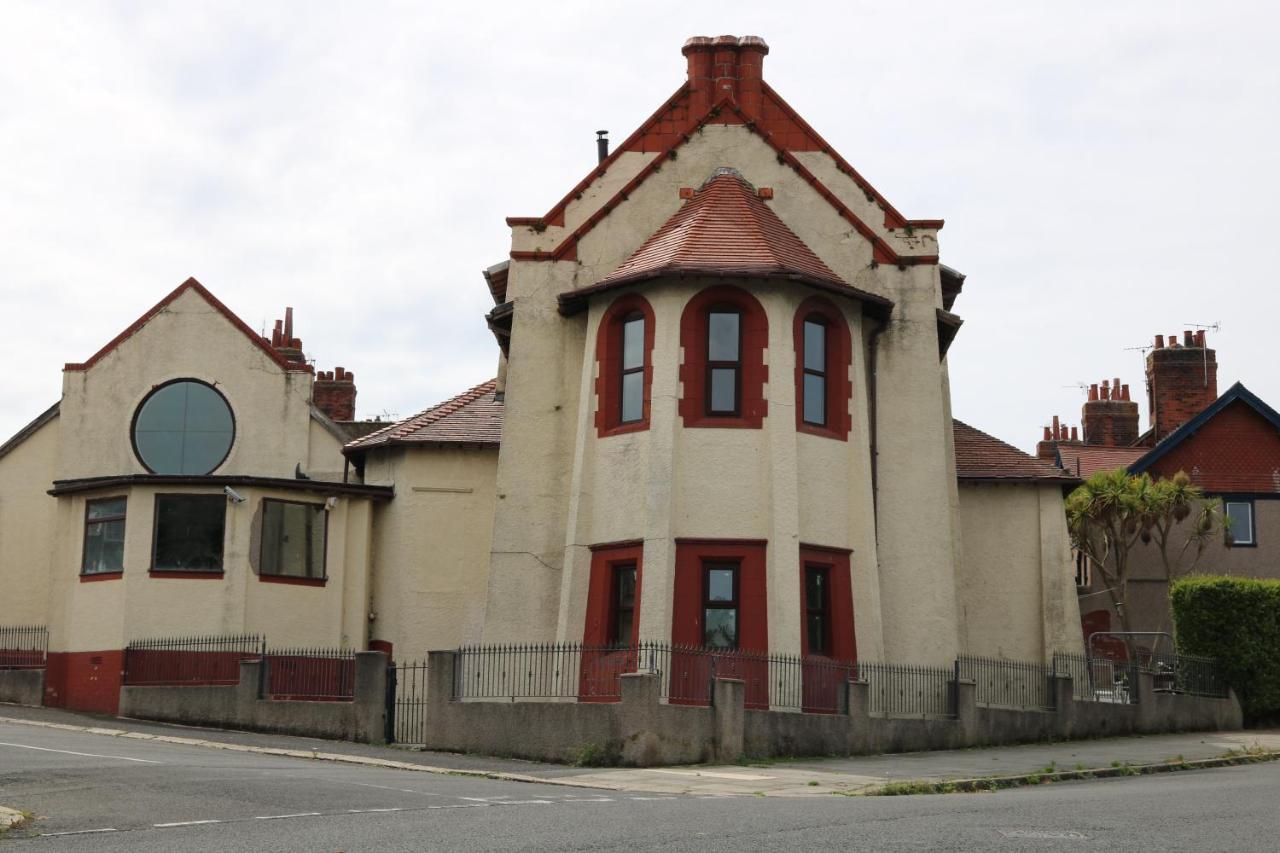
798, 545, 856, 663
44, 650, 124, 715
1147, 343, 1218, 441
1144, 399, 1280, 493
672, 539, 768, 653
312, 367, 357, 422
678, 285, 768, 429
1081, 401, 1140, 447
64, 278, 313, 375
594, 294, 656, 438
793, 296, 852, 441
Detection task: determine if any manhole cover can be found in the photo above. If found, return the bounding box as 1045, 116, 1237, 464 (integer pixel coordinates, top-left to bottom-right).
999, 829, 1089, 840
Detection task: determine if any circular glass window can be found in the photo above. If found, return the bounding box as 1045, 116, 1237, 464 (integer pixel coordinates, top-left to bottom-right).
132, 380, 235, 475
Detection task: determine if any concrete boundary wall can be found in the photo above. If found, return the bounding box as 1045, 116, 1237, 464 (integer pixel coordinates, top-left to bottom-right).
118, 652, 387, 744
0, 669, 45, 707
422, 652, 1242, 765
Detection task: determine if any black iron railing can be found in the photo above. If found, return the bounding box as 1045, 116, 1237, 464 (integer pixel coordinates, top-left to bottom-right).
263, 647, 356, 701
0, 625, 48, 669
123, 634, 264, 686
388, 659, 430, 744
1143, 653, 1228, 698
451, 642, 855, 713
958, 655, 1054, 710
855, 661, 957, 718
1052, 652, 1139, 704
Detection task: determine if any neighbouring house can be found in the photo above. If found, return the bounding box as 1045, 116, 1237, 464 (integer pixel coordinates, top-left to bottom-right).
1035, 330, 1280, 647
0, 35, 1088, 717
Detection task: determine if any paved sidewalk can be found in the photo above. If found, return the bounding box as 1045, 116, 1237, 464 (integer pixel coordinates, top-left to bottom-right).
3, 702, 1277, 797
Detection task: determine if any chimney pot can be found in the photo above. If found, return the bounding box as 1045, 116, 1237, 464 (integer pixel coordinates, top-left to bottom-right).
1043, 426, 1052, 441
1184, 330, 1194, 346
1154, 334, 1164, 349
1121, 383, 1130, 401
284, 307, 294, 341
1195, 329, 1206, 347
1070, 426, 1079, 441
596, 130, 609, 164
1089, 383, 1099, 401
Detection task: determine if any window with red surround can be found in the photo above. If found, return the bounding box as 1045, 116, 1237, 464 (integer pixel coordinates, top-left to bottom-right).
798, 545, 855, 662
595, 294, 655, 437
678, 286, 768, 429
793, 297, 852, 440
582, 541, 644, 647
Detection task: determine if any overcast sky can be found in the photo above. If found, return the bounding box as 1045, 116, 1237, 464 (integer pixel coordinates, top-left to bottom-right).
3, 2, 1277, 452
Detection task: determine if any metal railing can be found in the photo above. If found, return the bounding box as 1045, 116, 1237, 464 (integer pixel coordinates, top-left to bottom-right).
1143, 653, 1228, 698
958, 655, 1054, 710
855, 662, 957, 718
0, 625, 48, 669
123, 634, 264, 686
263, 647, 356, 701
1052, 653, 1138, 704
388, 659, 430, 744
451, 642, 855, 713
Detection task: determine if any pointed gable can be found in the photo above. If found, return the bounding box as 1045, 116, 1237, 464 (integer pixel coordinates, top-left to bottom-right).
63, 277, 312, 374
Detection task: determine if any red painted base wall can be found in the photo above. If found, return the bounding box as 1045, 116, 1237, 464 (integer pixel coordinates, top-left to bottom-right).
44, 651, 124, 715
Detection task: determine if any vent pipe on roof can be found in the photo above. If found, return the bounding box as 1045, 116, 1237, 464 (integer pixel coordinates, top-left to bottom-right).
596, 130, 609, 164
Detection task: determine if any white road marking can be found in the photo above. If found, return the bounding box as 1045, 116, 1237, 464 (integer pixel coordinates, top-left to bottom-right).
495, 799, 553, 805
460, 795, 510, 802
347, 807, 405, 814
630, 796, 678, 800
335, 779, 451, 798
42, 828, 119, 836
154, 819, 221, 827
562, 797, 615, 802
0, 741, 161, 763
254, 812, 321, 820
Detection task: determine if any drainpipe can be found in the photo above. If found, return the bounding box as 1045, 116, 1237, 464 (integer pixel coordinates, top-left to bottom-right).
866, 316, 889, 543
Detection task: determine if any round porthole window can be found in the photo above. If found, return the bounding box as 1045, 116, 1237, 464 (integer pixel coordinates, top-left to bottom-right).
131, 380, 235, 475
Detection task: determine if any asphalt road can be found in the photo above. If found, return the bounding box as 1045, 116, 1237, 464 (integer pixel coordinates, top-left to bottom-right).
2, 720, 1277, 851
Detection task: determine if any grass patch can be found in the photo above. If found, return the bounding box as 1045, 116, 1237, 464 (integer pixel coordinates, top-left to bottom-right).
573, 742, 622, 768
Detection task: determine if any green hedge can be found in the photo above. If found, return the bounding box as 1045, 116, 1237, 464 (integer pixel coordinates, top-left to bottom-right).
1171, 575, 1280, 723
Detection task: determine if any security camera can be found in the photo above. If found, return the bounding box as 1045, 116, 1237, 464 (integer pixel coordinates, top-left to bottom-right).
224, 486, 247, 504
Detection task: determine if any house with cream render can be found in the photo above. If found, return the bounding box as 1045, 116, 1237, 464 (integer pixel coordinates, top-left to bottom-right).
346, 35, 1085, 669
0, 35, 1086, 715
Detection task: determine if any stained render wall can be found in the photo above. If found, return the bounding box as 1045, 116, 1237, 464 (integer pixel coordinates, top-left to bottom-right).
364, 446, 499, 656
0, 413, 59, 626
485, 124, 960, 665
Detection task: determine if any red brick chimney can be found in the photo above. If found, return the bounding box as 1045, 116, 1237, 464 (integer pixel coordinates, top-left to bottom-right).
1146, 330, 1217, 442
1036, 415, 1079, 460
682, 35, 770, 121
270, 307, 306, 366
1081, 377, 1140, 447
313, 366, 357, 422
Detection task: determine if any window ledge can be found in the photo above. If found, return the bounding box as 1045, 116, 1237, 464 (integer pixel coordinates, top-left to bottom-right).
80, 571, 123, 583
149, 570, 224, 579
258, 574, 328, 587
797, 422, 849, 441
598, 420, 650, 438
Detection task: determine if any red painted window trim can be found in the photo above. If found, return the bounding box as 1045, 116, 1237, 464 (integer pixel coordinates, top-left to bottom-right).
794, 296, 852, 441
798, 545, 856, 663
582, 541, 644, 647
678, 286, 768, 429
672, 539, 768, 652
595, 294, 656, 438
80, 571, 123, 583
257, 574, 328, 587
148, 570, 224, 580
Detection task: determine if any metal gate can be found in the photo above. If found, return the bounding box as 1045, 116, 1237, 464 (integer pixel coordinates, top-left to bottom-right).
386, 659, 430, 745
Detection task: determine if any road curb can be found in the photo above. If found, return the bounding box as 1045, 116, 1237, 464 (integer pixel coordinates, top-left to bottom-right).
858, 751, 1280, 796
0, 716, 620, 792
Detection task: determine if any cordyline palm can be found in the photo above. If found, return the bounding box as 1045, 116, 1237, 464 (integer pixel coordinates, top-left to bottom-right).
1066, 469, 1223, 652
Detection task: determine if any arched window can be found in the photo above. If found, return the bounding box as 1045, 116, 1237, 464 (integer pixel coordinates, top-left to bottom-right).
793, 296, 852, 440
678, 286, 768, 429
595, 294, 655, 437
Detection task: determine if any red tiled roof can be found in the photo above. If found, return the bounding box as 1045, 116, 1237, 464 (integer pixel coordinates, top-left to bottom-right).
596, 169, 849, 290
954, 420, 1078, 484
1056, 445, 1146, 479
344, 380, 502, 452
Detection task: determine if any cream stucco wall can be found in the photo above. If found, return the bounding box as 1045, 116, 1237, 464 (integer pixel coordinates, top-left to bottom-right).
45, 483, 373, 652
58, 287, 317, 482
486, 123, 962, 664
364, 446, 499, 655
0, 413, 60, 626
956, 483, 1084, 661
